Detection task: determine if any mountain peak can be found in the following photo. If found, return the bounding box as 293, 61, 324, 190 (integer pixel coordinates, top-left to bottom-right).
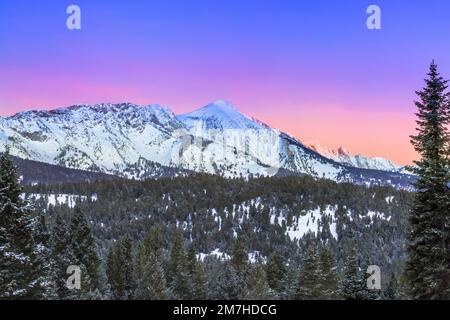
178, 100, 268, 131
197, 100, 240, 115
307, 142, 400, 172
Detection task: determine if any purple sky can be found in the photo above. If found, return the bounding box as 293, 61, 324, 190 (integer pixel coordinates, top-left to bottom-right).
1, 0, 450, 164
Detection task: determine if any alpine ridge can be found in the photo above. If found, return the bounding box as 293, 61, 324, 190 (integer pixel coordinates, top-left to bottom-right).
307, 142, 403, 172
0, 101, 415, 188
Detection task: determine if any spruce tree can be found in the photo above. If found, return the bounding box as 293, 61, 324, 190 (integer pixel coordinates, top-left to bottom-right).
266, 254, 287, 298
49, 214, 76, 299
0, 149, 46, 299
106, 236, 135, 300
231, 236, 248, 274
295, 245, 321, 300
33, 213, 57, 299
406, 61, 450, 299
385, 274, 399, 300
215, 262, 242, 300
134, 252, 169, 300
318, 246, 339, 299
359, 256, 380, 300
186, 245, 207, 299
167, 231, 184, 284
167, 231, 191, 299
69, 207, 103, 299
341, 243, 366, 300
244, 261, 274, 300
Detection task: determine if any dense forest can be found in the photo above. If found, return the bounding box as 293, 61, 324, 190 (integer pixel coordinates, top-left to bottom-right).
2, 159, 413, 299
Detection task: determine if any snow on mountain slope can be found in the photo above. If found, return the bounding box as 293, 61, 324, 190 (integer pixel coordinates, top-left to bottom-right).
0, 103, 189, 177
178, 100, 269, 131
307, 142, 401, 172
0, 101, 414, 187
177, 100, 347, 179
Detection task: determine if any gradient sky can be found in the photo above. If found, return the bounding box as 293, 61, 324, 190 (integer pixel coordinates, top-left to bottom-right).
1, 0, 450, 165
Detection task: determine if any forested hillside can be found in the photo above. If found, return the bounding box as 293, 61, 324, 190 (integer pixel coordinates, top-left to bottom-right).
23, 174, 413, 299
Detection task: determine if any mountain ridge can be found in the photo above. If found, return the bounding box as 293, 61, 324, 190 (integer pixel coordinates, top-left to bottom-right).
306, 142, 402, 172
0, 101, 415, 188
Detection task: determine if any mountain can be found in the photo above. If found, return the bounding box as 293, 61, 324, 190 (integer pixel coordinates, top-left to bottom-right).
307, 143, 402, 172
0, 101, 415, 188
177, 100, 269, 131
12, 156, 120, 185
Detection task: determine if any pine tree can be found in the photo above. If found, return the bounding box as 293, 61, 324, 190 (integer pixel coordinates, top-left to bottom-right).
231, 236, 247, 274
33, 213, 57, 299
359, 256, 380, 300
215, 262, 242, 300
167, 231, 184, 284
186, 245, 207, 299
106, 236, 135, 300
385, 274, 398, 300
341, 243, 365, 300
49, 214, 76, 299
69, 207, 103, 299
134, 252, 169, 300
406, 61, 450, 299
167, 231, 191, 299
266, 254, 287, 298
317, 246, 339, 299
295, 245, 321, 300
243, 261, 274, 299
0, 149, 46, 299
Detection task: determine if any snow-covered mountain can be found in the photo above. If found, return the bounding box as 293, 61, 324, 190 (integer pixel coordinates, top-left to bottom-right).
307, 143, 402, 172
0, 101, 415, 188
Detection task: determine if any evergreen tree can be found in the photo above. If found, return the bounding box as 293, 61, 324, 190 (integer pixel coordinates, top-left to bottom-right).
33, 213, 57, 299
341, 243, 365, 300
167, 231, 191, 299
215, 262, 242, 300
134, 252, 169, 300
318, 246, 339, 299
231, 236, 248, 274
385, 274, 399, 300
49, 215, 75, 299
295, 245, 321, 300
186, 245, 207, 299
243, 261, 274, 299
0, 149, 46, 299
167, 231, 184, 284
359, 256, 380, 300
106, 236, 135, 300
406, 62, 450, 299
266, 254, 287, 298
69, 207, 103, 299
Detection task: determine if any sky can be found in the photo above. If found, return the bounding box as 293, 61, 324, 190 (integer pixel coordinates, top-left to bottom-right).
1, 0, 450, 165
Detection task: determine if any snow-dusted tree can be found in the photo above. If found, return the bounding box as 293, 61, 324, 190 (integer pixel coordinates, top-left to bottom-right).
186, 245, 207, 300
68, 207, 104, 299
134, 252, 169, 300
385, 274, 399, 300
49, 214, 76, 299
106, 235, 135, 300
317, 246, 339, 299
406, 61, 450, 299
265, 254, 287, 299
0, 149, 47, 299
341, 243, 366, 300
215, 262, 243, 300
243, 260, 274, 300
295, 245, 321, 300
230, 236, 248, 274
